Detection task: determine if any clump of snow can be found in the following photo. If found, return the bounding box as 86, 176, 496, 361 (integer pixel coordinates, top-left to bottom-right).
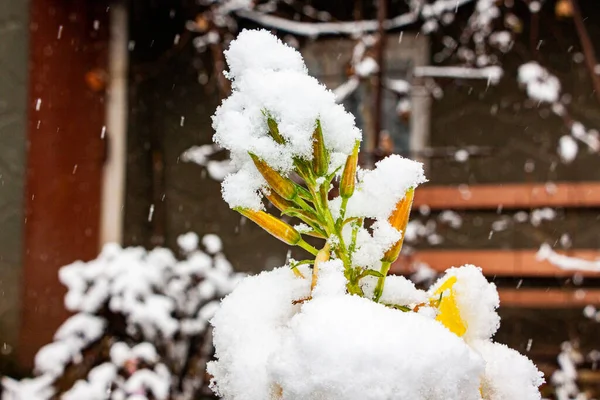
1, 375, 55, 400
202, 233, 223, 254
208, 266, 311, 399
224, 29, 306, 80
337, 155, 426, 220
350, 221, 401, 268
552, 341, 586, 399
558, 135, 578, 163
439, 210, 463, 228
473, 340, 544, 400
311, 259, 347, 298
213, 29, 361, 210
271, 295, 484, 400
177, 231, 199, 253
354, 57, 378, 77
362, 274, 428, 306
518, 62, 561, 103
181, 144, 236, 182
530, 207, 556, 226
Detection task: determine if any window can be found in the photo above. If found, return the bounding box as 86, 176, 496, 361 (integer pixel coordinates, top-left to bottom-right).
302, 33, 431, 163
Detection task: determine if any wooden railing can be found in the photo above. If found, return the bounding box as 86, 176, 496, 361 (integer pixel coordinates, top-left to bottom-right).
395, 182, 600, 307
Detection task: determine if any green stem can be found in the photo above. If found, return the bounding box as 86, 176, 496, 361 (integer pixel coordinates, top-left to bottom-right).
338, 196, 349, 226
297, 239, 319, 256
373, 261, 391, 302
290, 259, 315, 266
348, 218, 362, 258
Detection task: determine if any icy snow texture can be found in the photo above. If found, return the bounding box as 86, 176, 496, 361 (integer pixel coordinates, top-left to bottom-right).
213, 29, 361, 210
428, 265, 500, 343
271, 295, 484, 400
210, 262, 544, 399
208, 267, 311, 399
369, 275, 427, 306
473, 340, 544, 400
311, 260, 346, 298
350, 221, 401, 269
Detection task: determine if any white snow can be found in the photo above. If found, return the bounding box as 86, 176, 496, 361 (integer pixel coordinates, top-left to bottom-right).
336, 155, 426, 221
473, 340, 544, 400
177, 232, 199, 253
203, 233, 223, 254
14, 239, 243, 398
350, 221, 401, 268
518, 62, 561, 103
415, 66, 503, 84
270, 295, 484, 400
209, 264, 542, 399
537, 243, 600, 272
558, 135, 578, 163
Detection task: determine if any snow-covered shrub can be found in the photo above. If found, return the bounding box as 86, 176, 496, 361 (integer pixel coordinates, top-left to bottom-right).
207, 29, 544, 400
2, 234, 242, 400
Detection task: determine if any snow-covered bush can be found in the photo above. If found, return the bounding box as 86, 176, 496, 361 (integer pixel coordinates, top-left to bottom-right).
207, 29, 544, 400
2, 234, 242, 400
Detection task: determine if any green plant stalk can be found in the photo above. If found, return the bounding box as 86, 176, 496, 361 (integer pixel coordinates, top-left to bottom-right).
298, 239, 319, 256
373, 261, 392, 302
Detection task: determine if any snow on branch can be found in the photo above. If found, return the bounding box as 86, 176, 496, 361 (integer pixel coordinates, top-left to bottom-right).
414, 65, 503, 83
234, 0, 475, 37
537, 243, 600, 272
3, 235, 243, 400
518, 62, 600, 163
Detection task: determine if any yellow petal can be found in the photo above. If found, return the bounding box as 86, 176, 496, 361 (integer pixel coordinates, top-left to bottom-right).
433, 276, 467, 337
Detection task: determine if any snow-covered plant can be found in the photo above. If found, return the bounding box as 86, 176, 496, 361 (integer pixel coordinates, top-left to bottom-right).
2, 234, 242, 400
551, 341, 588, 400
207, 29, 544, 400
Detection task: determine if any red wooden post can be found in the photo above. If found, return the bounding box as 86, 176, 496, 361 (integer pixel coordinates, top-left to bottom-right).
20, 0, 108, 367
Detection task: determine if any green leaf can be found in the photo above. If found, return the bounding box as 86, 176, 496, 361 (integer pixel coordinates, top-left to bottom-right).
359, 269, 384, 279
383, 303, 412, 312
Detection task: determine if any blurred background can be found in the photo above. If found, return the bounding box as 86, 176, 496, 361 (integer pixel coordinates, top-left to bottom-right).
1, 0, 600, 398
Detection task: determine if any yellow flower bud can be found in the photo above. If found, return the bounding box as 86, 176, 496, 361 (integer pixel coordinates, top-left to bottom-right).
382, 189, 414, 263
264, 189, 295, 213
340, 141, 359, 199
249, 153, 297, 200
312, 121, 328, 176
236, 208, 301, 245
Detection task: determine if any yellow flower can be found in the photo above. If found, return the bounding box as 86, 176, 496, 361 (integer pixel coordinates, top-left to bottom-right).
432, 276, 467, 337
